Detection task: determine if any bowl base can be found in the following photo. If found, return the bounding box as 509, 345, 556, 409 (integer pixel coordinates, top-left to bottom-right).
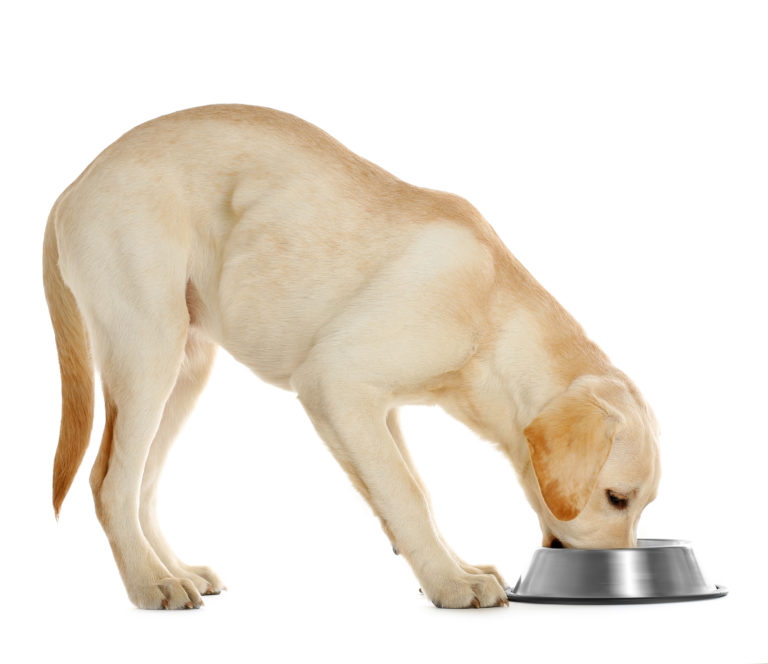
505, 584, 728, 605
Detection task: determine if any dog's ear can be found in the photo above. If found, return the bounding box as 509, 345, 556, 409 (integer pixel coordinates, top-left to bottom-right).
524, 379, 623, 521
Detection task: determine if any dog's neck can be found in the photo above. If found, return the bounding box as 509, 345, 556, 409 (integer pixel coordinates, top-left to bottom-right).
437, 297, 614, 478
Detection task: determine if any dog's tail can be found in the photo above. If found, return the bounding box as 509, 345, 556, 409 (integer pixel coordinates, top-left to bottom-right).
43, 206, 95, 518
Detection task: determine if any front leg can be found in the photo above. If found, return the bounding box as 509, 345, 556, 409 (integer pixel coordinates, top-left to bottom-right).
292, 368, 508, 609
386, 410, 507, 589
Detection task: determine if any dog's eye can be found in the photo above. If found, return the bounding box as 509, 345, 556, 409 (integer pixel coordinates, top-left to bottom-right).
606, 490, 629, 510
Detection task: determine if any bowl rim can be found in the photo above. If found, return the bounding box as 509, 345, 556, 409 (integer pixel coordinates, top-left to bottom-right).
535, 538, 691, 552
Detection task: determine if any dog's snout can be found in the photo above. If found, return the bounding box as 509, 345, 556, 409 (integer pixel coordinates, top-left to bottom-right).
549, 538, 564, 549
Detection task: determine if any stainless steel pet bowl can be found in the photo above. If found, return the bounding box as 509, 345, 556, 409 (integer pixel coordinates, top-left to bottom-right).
506, 539, 727, 604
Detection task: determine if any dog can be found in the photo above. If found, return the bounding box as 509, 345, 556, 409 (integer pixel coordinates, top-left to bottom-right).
44, 105, 661, 610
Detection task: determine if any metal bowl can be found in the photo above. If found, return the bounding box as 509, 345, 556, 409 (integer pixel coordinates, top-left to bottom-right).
506, 539, 727, 604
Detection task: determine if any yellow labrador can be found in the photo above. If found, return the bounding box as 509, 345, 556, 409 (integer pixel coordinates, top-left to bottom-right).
44, 105, 661, 610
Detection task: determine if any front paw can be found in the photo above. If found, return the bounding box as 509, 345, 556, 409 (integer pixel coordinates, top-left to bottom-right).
187, 564, 225, 595
423, 570, 509, 609
456, 561, 506, 589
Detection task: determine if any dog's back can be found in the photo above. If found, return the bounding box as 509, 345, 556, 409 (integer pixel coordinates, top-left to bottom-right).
52, 105, 499, 386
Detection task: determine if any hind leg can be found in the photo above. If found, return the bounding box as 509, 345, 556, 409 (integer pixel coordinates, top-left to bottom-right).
138, 328, 224, 596
89, 306, 204, 609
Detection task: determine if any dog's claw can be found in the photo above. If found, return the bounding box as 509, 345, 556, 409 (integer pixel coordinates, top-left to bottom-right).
161, 598, 169, 610
471, 597, 481, 608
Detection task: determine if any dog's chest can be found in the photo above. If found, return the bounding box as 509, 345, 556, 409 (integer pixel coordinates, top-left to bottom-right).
204, 192, 402, 386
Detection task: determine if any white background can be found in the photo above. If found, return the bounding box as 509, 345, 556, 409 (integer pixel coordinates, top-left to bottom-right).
2, 1, 766, 662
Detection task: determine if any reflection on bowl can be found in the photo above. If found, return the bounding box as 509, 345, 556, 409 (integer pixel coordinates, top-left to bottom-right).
506, 539, 727, 604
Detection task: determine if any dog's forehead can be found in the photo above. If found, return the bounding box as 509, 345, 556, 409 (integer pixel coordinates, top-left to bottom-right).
608, 433, 657, 482
607, 399, 660, 488
608, 379, 657, 445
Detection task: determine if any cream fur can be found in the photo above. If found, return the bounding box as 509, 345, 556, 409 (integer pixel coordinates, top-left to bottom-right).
44, 104, 661, 610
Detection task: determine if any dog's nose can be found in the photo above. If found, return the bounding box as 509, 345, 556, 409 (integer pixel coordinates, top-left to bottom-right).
549, 538, 564, 548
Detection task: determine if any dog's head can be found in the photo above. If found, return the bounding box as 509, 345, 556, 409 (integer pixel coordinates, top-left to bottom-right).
523, 374, 660, 549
